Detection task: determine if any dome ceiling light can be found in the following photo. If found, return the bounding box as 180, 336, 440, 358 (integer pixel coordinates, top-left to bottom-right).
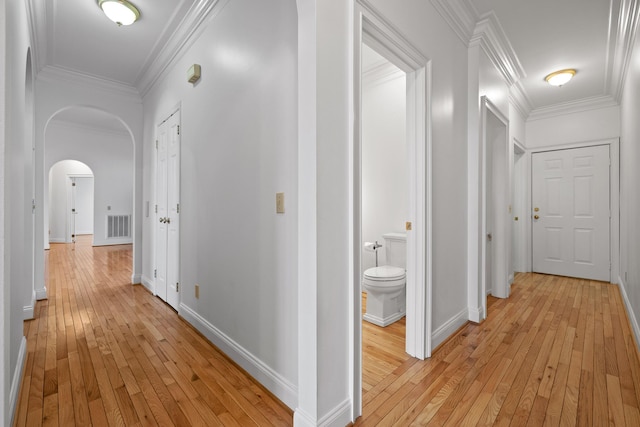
99, 0, 140, 26
545, 69, 576, 87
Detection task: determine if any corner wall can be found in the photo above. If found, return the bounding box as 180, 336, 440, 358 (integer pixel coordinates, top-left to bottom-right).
620, 27, 640, 347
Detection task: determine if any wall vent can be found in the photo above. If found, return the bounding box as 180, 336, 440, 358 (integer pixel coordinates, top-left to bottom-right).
106, 214, 131, 238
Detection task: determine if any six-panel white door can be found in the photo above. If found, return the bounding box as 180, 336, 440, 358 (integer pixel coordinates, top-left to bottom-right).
532, 145, 610, 281
156, 111, 180, 310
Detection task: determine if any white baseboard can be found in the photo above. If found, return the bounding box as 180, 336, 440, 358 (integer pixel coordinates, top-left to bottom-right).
35, 286, 47, 301
140, 275, 154, 293
131, 273, 142, 285
10, 337, 27, 425
294, 399, 352, 427
432, 308, 469, 349
618, 276, 640, 352
179, 302, 297, 409
48, 237, 65, 243
468, 305, 483, 323
23, 290, 36, 320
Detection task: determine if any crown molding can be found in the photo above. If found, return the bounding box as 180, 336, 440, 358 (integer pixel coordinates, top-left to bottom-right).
509, 82, 533, 119
430, 0, 476, 46
25, 0, 53, 74
37, 65, 141, 100
527, 95, 619, 121
608, 0, 640, 101
363, 62, 404, 87
136, 0, 231, 98
470, 12, 526, 87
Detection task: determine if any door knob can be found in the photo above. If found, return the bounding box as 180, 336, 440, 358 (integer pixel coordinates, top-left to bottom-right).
165, 217, 171, 224
487, 233, 492, 241
534, 215, 539, 220
159, 217, 164, 223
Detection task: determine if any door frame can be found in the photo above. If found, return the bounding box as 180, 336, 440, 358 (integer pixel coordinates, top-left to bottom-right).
477, 96, 510, 320
527, 138, 619, 283
66, 174, 94, 243
352, 0, 433, 418
154, 106, 181, 308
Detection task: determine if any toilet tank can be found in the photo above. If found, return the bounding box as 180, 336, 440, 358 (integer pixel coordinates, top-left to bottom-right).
383, 233, 406, 268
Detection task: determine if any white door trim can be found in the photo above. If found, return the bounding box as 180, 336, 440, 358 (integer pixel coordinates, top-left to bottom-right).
527, 138, 619, 283
353, 0, 433, 419
476, 97, 510, 320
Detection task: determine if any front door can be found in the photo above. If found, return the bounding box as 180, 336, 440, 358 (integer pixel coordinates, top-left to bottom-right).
156, 110, 181, 310
532, 145, 610, 281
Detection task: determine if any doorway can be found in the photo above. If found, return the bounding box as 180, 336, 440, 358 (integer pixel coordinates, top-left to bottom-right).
68, 175, 95, 243
155, 109, 181, 310
480, 97, 510, 315
353, 2, 433, 418
531, 145, 610, 281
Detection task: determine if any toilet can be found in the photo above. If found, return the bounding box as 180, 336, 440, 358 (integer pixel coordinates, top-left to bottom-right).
363, 233, 406, 327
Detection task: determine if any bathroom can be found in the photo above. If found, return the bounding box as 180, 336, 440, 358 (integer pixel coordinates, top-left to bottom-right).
361, 44, 408, 333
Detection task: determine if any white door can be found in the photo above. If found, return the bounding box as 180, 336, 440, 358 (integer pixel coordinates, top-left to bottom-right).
156, 111, 180, 310
74, 177, 94, 235
532, 145, 610, 281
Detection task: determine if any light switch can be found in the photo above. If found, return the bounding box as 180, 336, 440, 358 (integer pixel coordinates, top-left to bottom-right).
276, 192, 285, 214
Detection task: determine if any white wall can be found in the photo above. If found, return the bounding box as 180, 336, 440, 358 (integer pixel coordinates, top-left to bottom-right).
361, 70, 407, 271
526, 105, 620, 148
3, 0, 32, 423
45, 122, 133, 246
142, 0, 298, 409
48, 161, 93, 242
620, 28, 640, 348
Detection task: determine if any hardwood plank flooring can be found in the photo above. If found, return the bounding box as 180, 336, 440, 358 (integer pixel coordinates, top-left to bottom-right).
14, 236, 293, 427
357, 273, 640, 426
15, 239, 640, 425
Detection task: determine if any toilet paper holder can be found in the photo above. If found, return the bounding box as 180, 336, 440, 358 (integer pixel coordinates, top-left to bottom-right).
364, 241, 383, 266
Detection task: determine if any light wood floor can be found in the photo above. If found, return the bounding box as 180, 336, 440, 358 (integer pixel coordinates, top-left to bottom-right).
14, 236, 293, 426
357, 273, 640, 426
15, 238, 640, 426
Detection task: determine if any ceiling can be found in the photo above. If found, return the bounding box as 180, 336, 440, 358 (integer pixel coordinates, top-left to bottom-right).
29, 0, 637, 126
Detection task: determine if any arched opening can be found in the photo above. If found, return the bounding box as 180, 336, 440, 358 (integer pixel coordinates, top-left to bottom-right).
43, 106, 134, 265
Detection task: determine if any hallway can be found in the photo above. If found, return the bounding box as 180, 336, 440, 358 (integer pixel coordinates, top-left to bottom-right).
14, 237, 640, 425
14, 237, 293, 426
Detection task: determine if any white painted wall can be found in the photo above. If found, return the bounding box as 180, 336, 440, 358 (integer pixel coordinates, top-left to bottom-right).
45, 122, 133, 246
361, 70, 407, 272
141, 0, 298, 409
48, 161, 93, 242
620, 29, 640, 349
3, 0, 33, 423
526, 105, 620, 148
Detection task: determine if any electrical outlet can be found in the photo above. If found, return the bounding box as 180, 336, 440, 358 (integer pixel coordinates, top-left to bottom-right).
276, 192, 285, 213
195, 284, 200, 299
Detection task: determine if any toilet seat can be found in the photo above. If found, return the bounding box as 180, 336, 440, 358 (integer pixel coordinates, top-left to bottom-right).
363, 265, 405, 281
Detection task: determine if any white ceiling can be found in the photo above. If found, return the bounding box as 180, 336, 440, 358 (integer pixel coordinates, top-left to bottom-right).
29, 0, 637, 125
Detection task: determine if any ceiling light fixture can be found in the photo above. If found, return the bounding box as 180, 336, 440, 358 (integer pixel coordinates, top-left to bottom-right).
545, 69, 576, 87
99, 0, 140, 26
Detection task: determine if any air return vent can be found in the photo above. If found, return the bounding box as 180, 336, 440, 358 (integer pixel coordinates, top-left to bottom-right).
106, 214, 131, 238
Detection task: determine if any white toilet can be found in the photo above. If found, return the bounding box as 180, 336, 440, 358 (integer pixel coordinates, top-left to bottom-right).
363, 233, 406, 327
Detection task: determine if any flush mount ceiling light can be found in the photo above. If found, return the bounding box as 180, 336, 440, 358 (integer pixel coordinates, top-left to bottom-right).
99, 0, 140, 26
545, 69, 576, 86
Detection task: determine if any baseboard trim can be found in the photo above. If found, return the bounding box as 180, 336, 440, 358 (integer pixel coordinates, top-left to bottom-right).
294, 399, 352, 427
140, 275, 154, 294
23, 290, 36, 320
10, 337, 27, 425
179, 302, 297, 409
48, 238, 66, 243
618, 276, 640, 352
432, 308, 469, 349
35, 286, 47, 301
468, 305, 483, 323
131, 273, 142, 285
